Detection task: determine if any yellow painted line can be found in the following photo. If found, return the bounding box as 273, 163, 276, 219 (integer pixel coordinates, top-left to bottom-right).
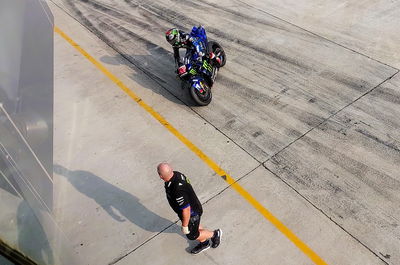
54, 26, 328, 265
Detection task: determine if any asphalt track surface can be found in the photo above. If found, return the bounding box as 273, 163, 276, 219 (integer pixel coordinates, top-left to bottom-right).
49, 0, 400, 264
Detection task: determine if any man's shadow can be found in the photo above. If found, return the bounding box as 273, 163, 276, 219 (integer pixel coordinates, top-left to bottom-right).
54, 165, 185, 238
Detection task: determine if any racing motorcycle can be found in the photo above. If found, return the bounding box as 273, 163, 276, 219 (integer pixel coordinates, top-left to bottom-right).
178, 26, 226, 106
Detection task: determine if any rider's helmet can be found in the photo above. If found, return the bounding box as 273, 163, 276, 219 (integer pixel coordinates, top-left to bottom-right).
165, 28, 181, 46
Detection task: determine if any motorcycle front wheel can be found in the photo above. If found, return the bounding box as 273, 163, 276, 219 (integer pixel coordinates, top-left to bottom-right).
190, 81, 212, 106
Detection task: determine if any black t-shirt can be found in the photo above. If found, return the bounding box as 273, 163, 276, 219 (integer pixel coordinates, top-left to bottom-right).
165, 171, 203, 220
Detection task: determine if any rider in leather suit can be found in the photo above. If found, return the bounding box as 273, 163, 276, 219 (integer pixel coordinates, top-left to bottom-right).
165, 28, 221, 78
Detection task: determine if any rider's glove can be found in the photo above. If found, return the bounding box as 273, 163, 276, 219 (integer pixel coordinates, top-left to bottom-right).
181, 226, 190, 235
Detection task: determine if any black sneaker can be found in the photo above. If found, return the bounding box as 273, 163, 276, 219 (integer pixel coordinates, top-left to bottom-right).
190, 240, 210, 254
211, 229, 222, 248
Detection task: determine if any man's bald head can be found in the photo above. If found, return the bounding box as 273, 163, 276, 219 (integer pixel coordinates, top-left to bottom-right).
157, 162, 174, 182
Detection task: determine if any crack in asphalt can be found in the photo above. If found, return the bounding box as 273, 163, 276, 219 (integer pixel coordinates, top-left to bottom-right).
236, 0, 399, 72
263, 69, 399, 164
109, 164, 263, 265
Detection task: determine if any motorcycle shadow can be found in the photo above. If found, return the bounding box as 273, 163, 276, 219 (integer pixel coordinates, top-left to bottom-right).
99, 53, 202, 107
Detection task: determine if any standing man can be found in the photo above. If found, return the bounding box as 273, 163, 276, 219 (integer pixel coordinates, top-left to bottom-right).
157, 162, 222, 254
